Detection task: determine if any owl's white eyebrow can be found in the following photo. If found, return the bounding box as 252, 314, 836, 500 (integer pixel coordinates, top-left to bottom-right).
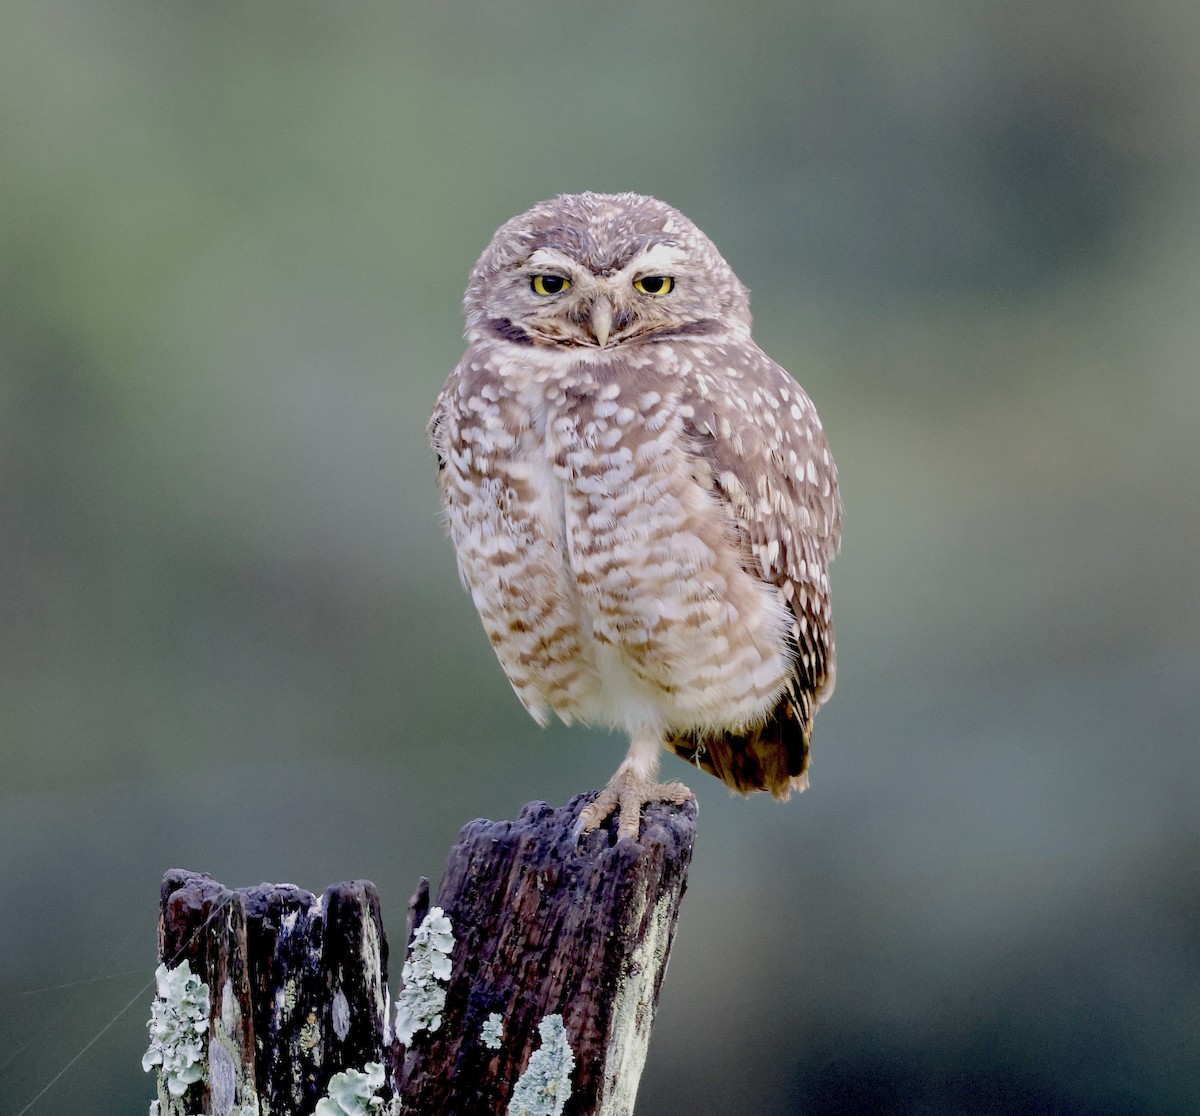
524, 249, 577, 271
626, 244, 688, 274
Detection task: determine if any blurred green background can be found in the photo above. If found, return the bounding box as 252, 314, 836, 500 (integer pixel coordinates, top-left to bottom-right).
2, 2, 1198, 1113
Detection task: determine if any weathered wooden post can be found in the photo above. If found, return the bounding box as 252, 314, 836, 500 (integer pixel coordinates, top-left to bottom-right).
149, 792, 696, 1115
152, 873, 389, 1116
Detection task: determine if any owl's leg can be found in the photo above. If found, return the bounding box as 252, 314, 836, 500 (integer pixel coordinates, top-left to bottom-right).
576, 726, 695, 841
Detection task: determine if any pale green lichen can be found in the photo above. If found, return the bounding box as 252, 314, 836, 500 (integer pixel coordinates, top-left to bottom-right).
300, 1013, 322, 1051
314, 1061, 387, 1115
601, 892, 673, 1114
481, 1012, 504, 1050
361, 913, 387, 1019
211, 978, 260, 1115
394, 907, 454, 1045
142, 960, 210, 1099
508, 1014, 574, 1116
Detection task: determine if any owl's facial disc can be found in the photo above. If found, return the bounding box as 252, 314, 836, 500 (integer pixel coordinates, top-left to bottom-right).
511, 245, 695, 350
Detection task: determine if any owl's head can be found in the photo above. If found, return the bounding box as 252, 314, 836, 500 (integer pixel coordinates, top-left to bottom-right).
463, 192, 751, 351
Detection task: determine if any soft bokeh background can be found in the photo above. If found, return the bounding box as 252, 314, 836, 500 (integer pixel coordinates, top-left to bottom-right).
2, 2, 1198, 1113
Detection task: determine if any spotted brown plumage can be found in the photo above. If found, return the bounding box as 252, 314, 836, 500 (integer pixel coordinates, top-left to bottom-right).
429, 192, 841, 838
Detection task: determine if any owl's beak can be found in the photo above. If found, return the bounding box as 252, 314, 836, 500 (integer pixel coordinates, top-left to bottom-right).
590, 296, 613, 348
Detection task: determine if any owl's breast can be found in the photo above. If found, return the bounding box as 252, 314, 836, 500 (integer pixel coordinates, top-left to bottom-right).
546, 372, 795, 734
435, 349, 795, 736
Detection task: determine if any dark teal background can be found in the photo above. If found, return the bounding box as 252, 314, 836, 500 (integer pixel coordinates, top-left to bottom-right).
2, 3, 1198, 1113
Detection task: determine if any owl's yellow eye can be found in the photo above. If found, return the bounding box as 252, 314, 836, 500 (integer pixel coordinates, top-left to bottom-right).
531, 274, 570, 296
633, 275, 674, 295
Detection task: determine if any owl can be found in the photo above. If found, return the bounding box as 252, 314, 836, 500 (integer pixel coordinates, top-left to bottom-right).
429, 192, 841, 839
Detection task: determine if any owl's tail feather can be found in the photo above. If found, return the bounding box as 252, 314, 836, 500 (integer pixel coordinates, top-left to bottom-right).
666, 694, 812, 799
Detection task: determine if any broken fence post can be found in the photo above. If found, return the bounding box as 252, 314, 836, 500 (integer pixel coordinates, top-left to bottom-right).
151, 792, 697, 1115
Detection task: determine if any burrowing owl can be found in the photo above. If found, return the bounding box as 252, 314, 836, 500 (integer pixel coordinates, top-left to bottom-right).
429, 192, 841, 839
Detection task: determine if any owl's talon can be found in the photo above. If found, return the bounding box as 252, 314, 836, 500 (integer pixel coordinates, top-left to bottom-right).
576, 769, 695, 842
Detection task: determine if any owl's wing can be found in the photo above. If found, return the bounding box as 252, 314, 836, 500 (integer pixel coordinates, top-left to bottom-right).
669, 341, 841, 795
427, 373, 455, 477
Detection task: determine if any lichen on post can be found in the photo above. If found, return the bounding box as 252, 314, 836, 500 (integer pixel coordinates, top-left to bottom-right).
508, 1014, 575, 1116
153, 871, 258, 1116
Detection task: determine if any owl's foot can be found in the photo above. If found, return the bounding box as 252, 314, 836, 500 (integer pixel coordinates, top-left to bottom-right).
575, 766, 694, 842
